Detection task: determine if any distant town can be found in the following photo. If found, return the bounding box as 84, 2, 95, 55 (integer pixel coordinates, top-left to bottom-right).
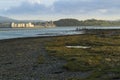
11, 21, 56, 28
11, 22, 34, 28
0, 16, 120, 28
0, 22, 56, 28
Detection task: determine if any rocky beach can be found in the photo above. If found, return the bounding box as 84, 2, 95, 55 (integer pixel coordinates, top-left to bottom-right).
0, 29, 120, 80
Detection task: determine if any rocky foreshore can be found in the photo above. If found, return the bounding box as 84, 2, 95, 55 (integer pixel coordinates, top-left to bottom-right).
0, 29, 120, 80
0, 36, 90, 80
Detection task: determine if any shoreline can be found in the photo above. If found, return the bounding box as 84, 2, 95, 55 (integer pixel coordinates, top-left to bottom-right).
0, 34, 84, 42
0, 29, 120, 80
0, 33, 89, 80
0, 29, 120, 41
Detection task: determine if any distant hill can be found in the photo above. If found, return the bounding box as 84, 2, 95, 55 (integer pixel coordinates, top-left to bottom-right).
0, 16, 46, 28
1, 16, 120, 27
0, 16, 45, 23
54, 19, 120, 26
19, 20, 46, 23
54, 19, 81, 26
0, 16, 17, 22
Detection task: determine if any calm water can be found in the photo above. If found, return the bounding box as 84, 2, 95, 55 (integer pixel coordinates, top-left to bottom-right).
0, 26, 120, 40
0, 27, 83, 40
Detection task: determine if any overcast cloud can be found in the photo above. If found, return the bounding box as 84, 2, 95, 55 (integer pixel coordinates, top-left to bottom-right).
0, 0, 120, 20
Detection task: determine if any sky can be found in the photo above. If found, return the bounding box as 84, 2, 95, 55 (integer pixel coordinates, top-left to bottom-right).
0, 0, 120, 20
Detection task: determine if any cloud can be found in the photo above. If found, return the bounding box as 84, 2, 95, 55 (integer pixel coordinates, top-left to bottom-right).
0, 0, 24, 10
2, 0, 57, 15
54, 0, 120, 14
27, 0, 41, 4
1, 0, 120, 20
27, 0, 57, 6
98, 9, 108, 13
4, 3, 48, 14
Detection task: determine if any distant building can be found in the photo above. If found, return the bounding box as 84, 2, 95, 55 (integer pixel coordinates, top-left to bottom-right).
11, 22, 34, 28
11, 21, 56, 28
44, 21, 56, 28
34, 21, 56, 28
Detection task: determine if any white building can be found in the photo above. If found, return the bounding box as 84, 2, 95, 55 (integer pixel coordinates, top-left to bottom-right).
11, 22, 34, 28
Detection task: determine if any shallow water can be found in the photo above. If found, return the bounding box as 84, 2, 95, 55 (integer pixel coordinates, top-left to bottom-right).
0, 27, 83, 40
0, 26, 120, 40
66, 46, 91, 49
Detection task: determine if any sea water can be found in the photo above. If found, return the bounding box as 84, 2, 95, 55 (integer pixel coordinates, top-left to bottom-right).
0, 26, 120, 40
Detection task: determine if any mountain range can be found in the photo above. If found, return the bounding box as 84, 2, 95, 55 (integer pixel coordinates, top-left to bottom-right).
0, 16, 17, 22
1, 16, 120, 27
0, 16, 44, 23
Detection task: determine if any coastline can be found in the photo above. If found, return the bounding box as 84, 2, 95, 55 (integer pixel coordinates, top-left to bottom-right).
0, 34, 83, 41
0, 33, 90, 80
0, 29, 120, 80
0, 29, 120, 41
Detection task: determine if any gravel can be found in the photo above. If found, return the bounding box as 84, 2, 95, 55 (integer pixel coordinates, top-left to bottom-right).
0, 38, 90, 80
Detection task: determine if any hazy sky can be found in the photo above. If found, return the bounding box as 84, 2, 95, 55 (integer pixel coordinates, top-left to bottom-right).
0, 0, 120, 20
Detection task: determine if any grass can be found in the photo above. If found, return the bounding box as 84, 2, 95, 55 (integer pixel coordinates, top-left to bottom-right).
45, 34, 120, 79
37, 55, 45, 64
